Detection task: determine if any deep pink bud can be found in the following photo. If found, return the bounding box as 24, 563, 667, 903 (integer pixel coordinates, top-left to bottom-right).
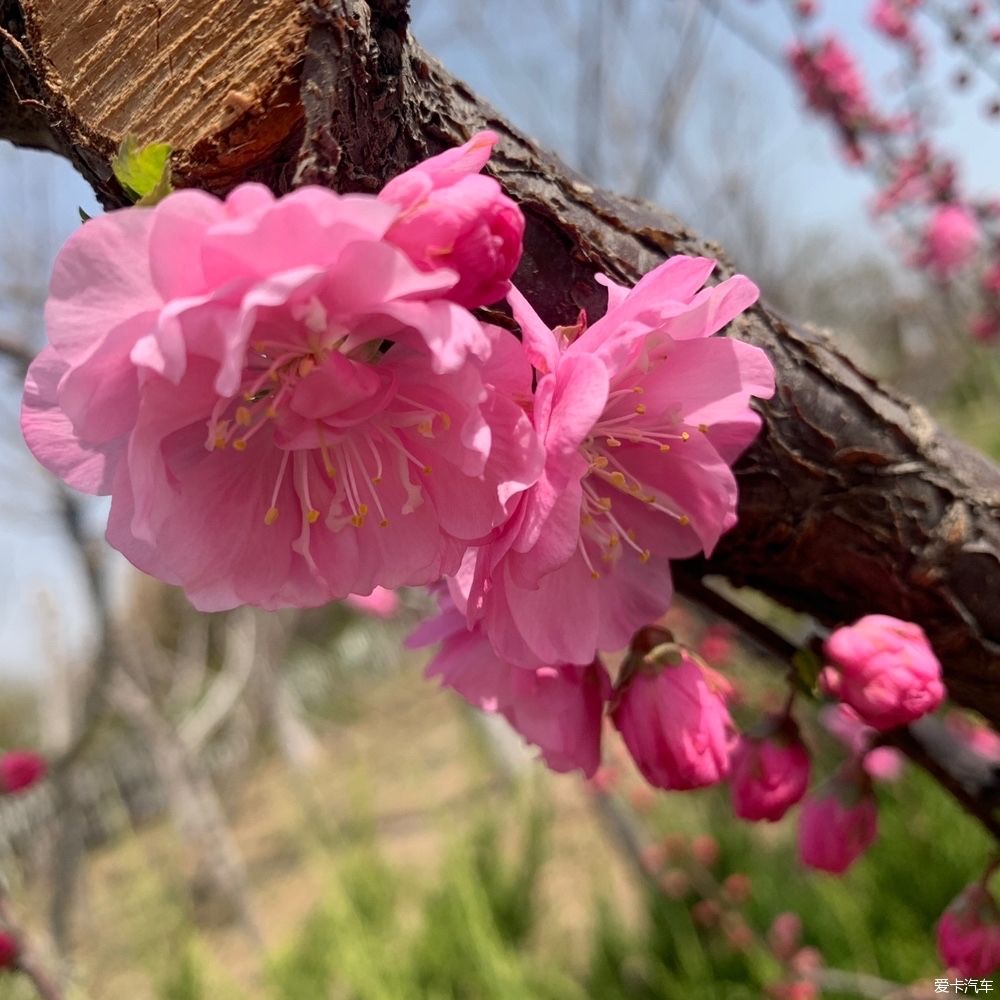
611, 645, 734, 791
0, 751, 46, 794
0, 931, 17, 969
380, 131, 525, 308
730, 717, 811, 822
798, 768, 878, 874
823, 614, 945, 731
768, 911, 803, 962
937, 883, 1000, 977
344, 587, 400, 618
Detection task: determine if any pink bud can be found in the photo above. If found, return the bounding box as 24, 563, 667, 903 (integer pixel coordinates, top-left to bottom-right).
692, 899, 722, 928
659, 868, 690, 899
380, 131, 525, 308
918, 203, 980, 277
937, 883, 1000, 977
823, 614, 945, 731
798, 769, 878, 874
945, 712, 1000, 763
691, 834, 720, 868
697, 624, 734, 666
768, 912, 803, 962
0, 751, 46, 795
611, 648, 734, 791
0, 930, 17, 969
730, 718, 811, 822
723, 873, 753, 904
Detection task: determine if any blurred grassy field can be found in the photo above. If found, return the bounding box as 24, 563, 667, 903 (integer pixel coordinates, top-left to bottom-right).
0, 637, 991, 999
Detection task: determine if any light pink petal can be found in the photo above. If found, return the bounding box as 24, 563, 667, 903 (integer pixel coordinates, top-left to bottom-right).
507, 284, 560, 374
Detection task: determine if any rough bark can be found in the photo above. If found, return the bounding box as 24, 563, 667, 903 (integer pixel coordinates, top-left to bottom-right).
3, 1, 1000, 738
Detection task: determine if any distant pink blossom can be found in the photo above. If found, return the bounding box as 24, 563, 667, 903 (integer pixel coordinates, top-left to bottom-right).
22, 157, 540, 611
612, 645, 735, 791
0, 931, 16, 969
818, 703, 905, 781
870, 0, 923, 56
697, 623, 735, 666
971, 314, 1000, 344
459, 256, 773, 668
730, 717, 811, 822
918, 203, 980, 276
379, 132, 524, 308
788, 35, 902, 161
345, 587, 400, 618
824, 614, 945, 731
768, 912, 803, 963
0, 751, 46, 794
937, 883, 1000, 977
798, 768, 878, 874
409, 592, 611, 776
945, 713, 1000, 763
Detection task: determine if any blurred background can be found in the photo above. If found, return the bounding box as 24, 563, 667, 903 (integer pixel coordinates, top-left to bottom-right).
0, 0, 998, 997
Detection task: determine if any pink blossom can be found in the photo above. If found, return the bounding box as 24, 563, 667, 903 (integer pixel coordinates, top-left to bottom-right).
379, 132, 524, 308
945, 713, 1000, 763
798, 768, 878, 874
0, 931, 16, 970
459, 255, 773, 668
823, 614, 945, 730
611, 644, 735, 791
345, 587, 400, 618
730, 717, 811, 822
788, 36, 901, 161
409, 592, 611, 776
870, 0, 923, 53
971, 314, 1000, 344
818, 703, 905, 781
768, 912, 803, 962
918, 203, 980, 276
937, 883, 1000, 977
697, 623, 734, 666
23, 171, 540, 611
0, 751, 46, 794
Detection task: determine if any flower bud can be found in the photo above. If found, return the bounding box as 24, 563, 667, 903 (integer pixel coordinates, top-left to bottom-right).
823, 615, 944, 731
0, 930, 18, 969
611, 642, 734, 791
380, 131, 524, 308
937, 883, 1000, 977
0, 751, 46, 795
730, 716, 811, 822
798, 767, 877, 874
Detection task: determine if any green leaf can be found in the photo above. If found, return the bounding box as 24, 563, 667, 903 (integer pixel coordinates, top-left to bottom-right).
78, 206, 92, 223
791, 646, 823, 694
112, 135, 173, 204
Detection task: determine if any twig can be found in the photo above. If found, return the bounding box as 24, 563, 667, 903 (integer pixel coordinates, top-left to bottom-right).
0, 883, 63, 1000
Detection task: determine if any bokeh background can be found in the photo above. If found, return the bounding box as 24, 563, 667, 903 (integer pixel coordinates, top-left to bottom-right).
0, 1, 997, 997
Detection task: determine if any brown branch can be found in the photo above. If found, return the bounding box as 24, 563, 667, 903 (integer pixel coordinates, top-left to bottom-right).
3, 2, 1000, 774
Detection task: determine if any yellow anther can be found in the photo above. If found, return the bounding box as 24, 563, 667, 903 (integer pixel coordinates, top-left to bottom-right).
626, 529, 637, 541
350, 514, 366, 528
298, 356, 316, 377
264, 506, 279, 525
681, 431, 690, 441
590, 570, 601, 580
632, 386, 644, 394
596, 497, 612, 512
591, 456, 609, 470
252, 341, 265, 354
438, 411, 452, 430
372, 476, 382, 485
608, 534, 620, 547
609, 471, 627, 488
606, 436, 621, 448
659, 444, 671, 452
266, 405, 278, 419
417, 420, 434, 437
421, 465, 433, 475
678, 514, 691, 527
628, 483, 642, 496
233, 438, 248, 452
235, 406, 253, 427
213, 437, 227, 450
640, 549, 651, 563
357, 504, 369, 517
379, 518, 389, 528
698, 423, 709, 433
306, 509, 320, 524
634, 403, 647, 415
269, 370, 280, 383
581, 514, 594, 527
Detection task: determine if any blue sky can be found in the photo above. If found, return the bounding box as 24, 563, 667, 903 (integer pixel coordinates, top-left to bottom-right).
0, 0, 997, 680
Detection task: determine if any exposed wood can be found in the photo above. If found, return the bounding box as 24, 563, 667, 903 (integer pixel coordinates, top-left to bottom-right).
2, 0, 999, 739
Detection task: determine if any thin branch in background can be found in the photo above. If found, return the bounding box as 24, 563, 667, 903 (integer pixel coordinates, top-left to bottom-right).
577, 0, 605, 181
0, 880, 64, 1000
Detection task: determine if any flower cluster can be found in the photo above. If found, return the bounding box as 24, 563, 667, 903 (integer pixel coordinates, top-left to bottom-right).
22, 133, 775, 786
